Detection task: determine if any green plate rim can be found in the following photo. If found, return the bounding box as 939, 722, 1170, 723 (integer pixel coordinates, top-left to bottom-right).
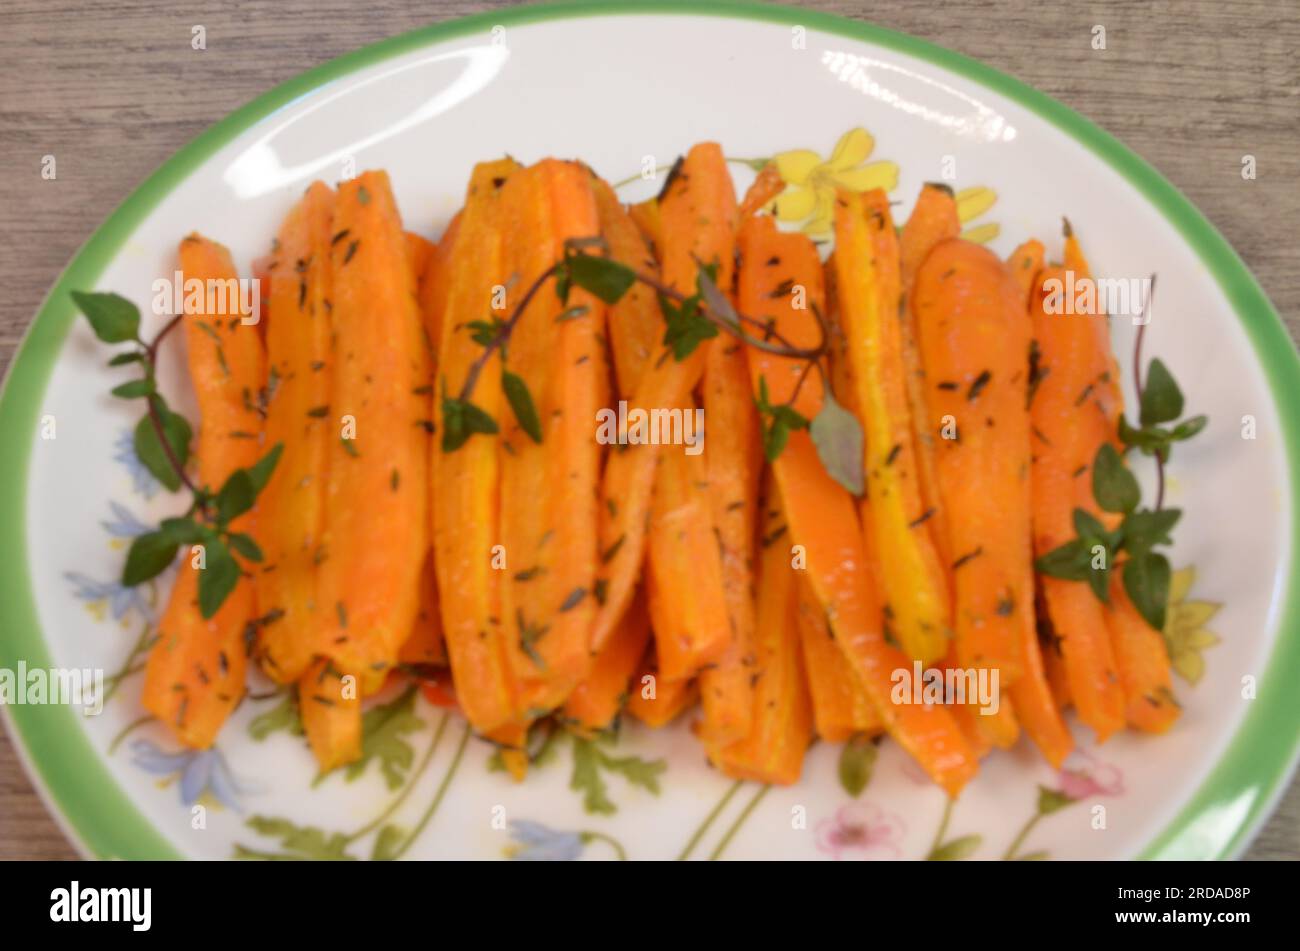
1, 0, 1296, 860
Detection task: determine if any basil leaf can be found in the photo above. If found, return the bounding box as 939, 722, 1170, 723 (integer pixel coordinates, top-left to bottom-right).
441, 395, 498, 452
110, 378, 155, 399
227, 532, 263, 563
1172, 414, 1208, 442
122, 529, 180, 585
1121, 507, 1181, 555
566, 254, 635, 304
1092, 443, 1139, 514
1123, 551, 1171, 631
215, 469, 255, 524
246, 442, 284, 494
809, 392, 864, 496
1139, 358, 1184, 426
72, 290, 140, 344
1072, 507, 1107, 541
133, 401, 192, 492
1034, 538, 1092, 581
198, 539, 241, 619
502, 371, 542, 444
107, 352, 144, 367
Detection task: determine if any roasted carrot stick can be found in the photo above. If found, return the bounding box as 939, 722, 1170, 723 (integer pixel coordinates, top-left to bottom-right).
592, 143, 737, 655
1108, 573, 1179, 732
644, 449, 732, 682
313, 171, 429, 703
833, 188, 950, 665
627, 196, 662, 252
405, 232, 436, 285
737, 161, 785, 222
253, 182, 335, 685
299, 658, 361, 772
625, 648, 698, 727
432, 158, 521, 733
735, 216, 976, 795
796, 577, 880, 742
1028, 264, 1126, 742
913, 238, 1038, 685
1007, 238, 1045, 305
417, 211, 461, 351
899, 183, 961, 570
592, 177, 659, 396
496, 160, 607, 711
711, 485, 813, 785
398, 548, 446, 667
562, 589, 653, 737
141, 234, 265, 748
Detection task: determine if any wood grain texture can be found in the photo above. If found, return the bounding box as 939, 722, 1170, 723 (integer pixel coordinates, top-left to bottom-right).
0, 0, 1296, 861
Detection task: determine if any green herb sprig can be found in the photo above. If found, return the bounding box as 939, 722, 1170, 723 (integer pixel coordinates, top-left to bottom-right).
1034, 280, 1205, 630
441, 237, 866, 495
72, 291, 282, 618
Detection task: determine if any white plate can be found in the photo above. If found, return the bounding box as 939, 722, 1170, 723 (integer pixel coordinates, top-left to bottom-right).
2, 3, 1297, 860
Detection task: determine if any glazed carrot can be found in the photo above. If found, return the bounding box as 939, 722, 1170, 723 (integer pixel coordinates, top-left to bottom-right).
496, 160, 608, 711
562, 590, 652, 737
913, 239, 1037, 684
1007, 238, 1045, 305
625, 648, 698, 728
398, 549, 446, 667
405, 232, 435, 284
1107, 574, 1180, 733
592, 143, 737, 653
417, 211, 461, 350
899, 183, 961, 570
734, 217, 976, 795
432, 158, 520, 733
253, 182, 335, 685
627, 196, 662, 252
141, 235, 264, 748
737, 161, 785, 222
698, 314, 761, 744
299, 658, 361, 773
711, 488, 813, 785
833, 188, 950, 665
313, 171, 429, 700
796, 577, 880, 742
645, 449, 732, 682
592, 177, 659, 395
1028, 264, 1126, 742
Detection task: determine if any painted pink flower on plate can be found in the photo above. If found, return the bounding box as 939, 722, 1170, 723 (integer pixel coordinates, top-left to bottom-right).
815, 802, 905, 860
1058, 749, 1125, 799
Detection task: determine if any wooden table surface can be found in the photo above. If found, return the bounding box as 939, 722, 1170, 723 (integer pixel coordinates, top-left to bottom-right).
1, 0, 1296, 860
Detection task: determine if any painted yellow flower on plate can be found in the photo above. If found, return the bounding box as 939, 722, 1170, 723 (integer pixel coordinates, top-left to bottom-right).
771, 128, 898, 237
1163, 565, 1221, 685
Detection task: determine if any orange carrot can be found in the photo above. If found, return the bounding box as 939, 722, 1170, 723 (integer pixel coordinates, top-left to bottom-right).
833, 188, 950, 665
625, 648, 698, 727
1007, 238, 1045, 305
299, 658, 361, 772
432, 158, 520, 733
496, 160, 607, 711
562, 590, 652, 737
398, 549, 446, 667
141, 234, 264, 748
405, 232, 435, 284
1108, 574, 1179, 732
314, 171, 430, 701
899, 184, 961, 570
417, 212, 461, 350
737, 161, 785, 222
628, 196, 662, 252
253, 182, 335, 685
592, 177, 659, 395
913, 239, 1037, 684
735, 216, 976, 796
711, 485, 813, 785
593, 143, 737, 657
644, 449, 732, 682
796, 577, 880, 742
1028, 264, 1126, 742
